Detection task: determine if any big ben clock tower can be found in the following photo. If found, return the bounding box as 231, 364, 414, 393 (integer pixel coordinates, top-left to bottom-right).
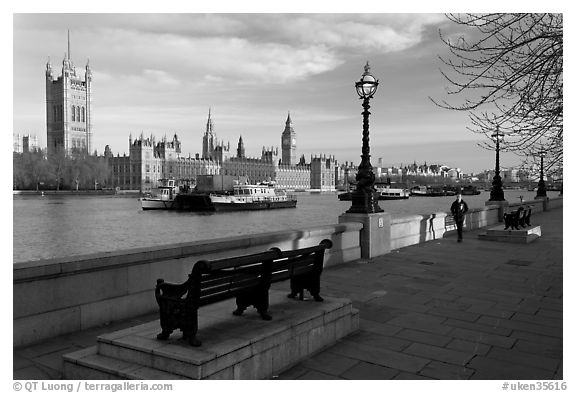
281, 112, 297, 165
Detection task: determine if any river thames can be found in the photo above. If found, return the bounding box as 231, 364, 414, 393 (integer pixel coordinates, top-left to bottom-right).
13, 190, 546, 263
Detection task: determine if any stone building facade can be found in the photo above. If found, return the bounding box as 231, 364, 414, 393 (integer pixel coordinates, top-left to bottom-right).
108, 133, 220, 192
45, 32, 93, 157
107, 111, 337, 192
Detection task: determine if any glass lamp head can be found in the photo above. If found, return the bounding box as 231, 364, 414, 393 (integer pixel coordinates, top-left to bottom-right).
355, 62, 379, 99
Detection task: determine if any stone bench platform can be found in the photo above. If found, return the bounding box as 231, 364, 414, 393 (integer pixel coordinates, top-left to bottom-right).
62, 290, 359, 380
478, 224, 541, 244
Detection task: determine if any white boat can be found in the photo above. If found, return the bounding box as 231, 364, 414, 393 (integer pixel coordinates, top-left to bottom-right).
375, 183, 410, 200
140, 179, 179, 210
410, 185, 445, 197
209, 182, 297, 211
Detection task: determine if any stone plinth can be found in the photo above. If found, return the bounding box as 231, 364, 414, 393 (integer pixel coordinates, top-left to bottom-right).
478, 225, 541, 244
485, 200, 509, 222
339, 212, 391, 259
62, 290, 359, 380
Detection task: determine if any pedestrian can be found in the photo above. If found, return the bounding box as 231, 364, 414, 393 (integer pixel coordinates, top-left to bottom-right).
450, 192, 469, 242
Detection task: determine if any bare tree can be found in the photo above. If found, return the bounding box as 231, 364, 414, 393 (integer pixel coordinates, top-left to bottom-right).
432, 13, 563, 177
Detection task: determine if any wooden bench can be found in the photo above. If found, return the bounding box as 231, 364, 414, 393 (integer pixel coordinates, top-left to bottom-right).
154, 240, 332, 346
504, 206, 532, 230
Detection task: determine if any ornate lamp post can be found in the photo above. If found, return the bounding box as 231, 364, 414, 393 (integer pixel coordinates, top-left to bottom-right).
536, 149, 547, 198
347, 62, 383, 214
488, 125, 505, 202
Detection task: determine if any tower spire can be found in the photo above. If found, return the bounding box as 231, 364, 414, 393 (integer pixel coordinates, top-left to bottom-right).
67, 29, 70, 60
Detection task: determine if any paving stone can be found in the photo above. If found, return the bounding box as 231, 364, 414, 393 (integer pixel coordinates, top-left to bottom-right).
445, 339, 490, 356
513, 339, 562, 359
13, 354, 33, 370
419, 360, 475, 380
327, 340, 430, 373
340, 361, 399, 380
510, 330, 563, 346
449, 327, 516, 349
426, 306, 481, 322
34, 346, 81, 374
477, 315, 562, 338
395, 329, 452, 347
301, 350, 359, 376
511, 312, 563, 328
359, 319, 403, 337
518, 299, 562, 313
387, 313, 452, 335
487, 347, 560, 372
275, 364, 308, 380
354, 302, 405, 324
425, 299, 471, 311
393, 372, 434, 380
347, 329, 411, 352
296, 369, 343, 379
468, 356, 556, 380
444, 318, 512, 337
13, 365, 56, 380
449, 289, 524, 305
403, 343, 474, 366
466, 304, 515, 319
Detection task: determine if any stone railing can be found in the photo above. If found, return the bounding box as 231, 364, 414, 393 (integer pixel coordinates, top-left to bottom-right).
13, 222, 362, 347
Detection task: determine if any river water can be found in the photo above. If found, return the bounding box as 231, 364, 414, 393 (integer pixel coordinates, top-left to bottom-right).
13, 190, 544, 263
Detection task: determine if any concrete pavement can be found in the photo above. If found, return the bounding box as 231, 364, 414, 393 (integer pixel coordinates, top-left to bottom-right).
14, 207, 563, 380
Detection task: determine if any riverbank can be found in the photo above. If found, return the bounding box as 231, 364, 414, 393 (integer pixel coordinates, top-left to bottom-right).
14, 206, 563, 380
13, 189, 140, 196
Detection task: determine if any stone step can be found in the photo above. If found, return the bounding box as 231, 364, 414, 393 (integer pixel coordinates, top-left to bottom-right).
478, 225, 541, 243
62, 347, 188, 380
63, 291, 359, 379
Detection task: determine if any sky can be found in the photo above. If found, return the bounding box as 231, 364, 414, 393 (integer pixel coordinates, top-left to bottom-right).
10, 11, 555, 173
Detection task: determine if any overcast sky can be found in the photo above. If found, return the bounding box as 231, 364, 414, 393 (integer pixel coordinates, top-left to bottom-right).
13, 12, 536, 173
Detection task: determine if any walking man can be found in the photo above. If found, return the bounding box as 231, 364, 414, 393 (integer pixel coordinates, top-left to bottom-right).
450, 192, 469, 242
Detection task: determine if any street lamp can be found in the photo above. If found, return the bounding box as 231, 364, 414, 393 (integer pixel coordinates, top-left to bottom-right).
347, 62, 383, 214
488, 125, 505, 202
536, 149, 547, 198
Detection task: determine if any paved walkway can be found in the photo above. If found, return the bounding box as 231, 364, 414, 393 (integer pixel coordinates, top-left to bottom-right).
14, 207, 563, 380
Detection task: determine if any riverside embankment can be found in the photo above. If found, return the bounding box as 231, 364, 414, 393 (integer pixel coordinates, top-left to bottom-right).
14, 202, 563, 380
14, 196, 562, 347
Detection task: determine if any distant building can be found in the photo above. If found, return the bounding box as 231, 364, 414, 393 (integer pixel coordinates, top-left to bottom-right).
281, 112, 297, 165
201, 108, 230, 162
108, 133, 219, 192
45, 31, 93, 157
107, 111, 337, 192
13, 133, 39, 153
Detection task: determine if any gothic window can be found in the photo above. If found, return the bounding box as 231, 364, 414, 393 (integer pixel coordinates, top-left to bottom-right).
72, 106, 75, 122
82, 107, 85, 122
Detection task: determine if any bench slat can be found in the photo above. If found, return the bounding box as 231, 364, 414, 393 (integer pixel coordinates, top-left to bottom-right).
204, 250, 279, 271
200, 277, 263, 297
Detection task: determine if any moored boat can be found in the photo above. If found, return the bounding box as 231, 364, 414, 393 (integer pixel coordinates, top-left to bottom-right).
375, 182, 410, 200
140, 179, 180, 210
209, 182, 297, 211
460, 185, 481, 195
410, 185, 446, 197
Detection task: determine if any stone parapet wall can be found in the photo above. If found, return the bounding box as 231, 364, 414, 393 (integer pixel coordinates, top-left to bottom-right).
389, 196, 562, 250
14, 222, 363, 347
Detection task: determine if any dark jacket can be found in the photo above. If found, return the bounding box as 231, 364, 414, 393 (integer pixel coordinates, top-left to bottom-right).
450, 199, 469, 221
